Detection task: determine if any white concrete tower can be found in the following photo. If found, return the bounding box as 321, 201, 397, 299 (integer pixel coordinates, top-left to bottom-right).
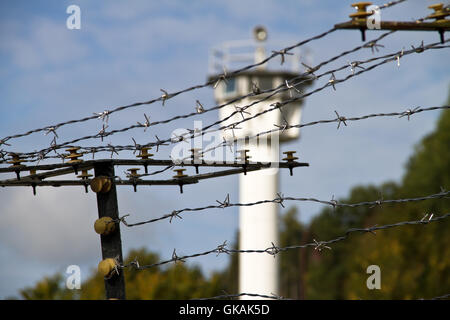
208, 26, 313, 299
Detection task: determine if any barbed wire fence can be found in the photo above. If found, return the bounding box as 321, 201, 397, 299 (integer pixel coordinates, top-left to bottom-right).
1, 39, 448, 164
1, 0, 449, 300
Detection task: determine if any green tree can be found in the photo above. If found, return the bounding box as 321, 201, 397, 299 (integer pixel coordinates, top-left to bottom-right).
20, 274, 75, 300
304, 102, 450, 299
18, 247, 227, 300
279, 207, 305, 299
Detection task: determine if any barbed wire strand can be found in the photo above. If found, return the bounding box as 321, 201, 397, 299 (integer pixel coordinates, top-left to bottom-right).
1, 0, 414, 157
1, 103, 448, 170
1, 0, 407, 145
378, 0, 408, 9
430, 293, 450, 300
4, 38, 446, 163
194, 44, 450, 155
187, 44, 450, 161
0, 27, 342, 145
117, 190, 450, 227
195, 292, 288, 300
195, 290, 450, 300
118, 213, 450, 270
1, 104, 447, 177
0, 31, 397, 160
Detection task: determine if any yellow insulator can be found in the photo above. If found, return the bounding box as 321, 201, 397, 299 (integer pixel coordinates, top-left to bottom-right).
94, 217, 115, 235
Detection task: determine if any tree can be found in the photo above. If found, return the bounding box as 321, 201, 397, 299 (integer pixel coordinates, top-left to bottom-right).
20, 274, 75, 300
303, 100, 450, 299
279, 207, 305, 299
18, 247, 226, 300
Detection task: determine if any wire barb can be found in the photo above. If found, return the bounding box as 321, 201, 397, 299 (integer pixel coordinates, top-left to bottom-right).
234, 105, 251, 120
97, 124, 109, 142
216, 194, 231, 208
213, 67, 228, 89
364, 41, 384, 54
365, 225, 378, 236
0, 139, 11, 147
116, 214, 130, 227
328, 73, 337, 91
154, 135, 169, 152
330, 195, 338, 212
160, 89, 170, 106
171, 249, 185, 264
399, 106, 420, 121
334, 110, 348, 129
349, 61, 365, 75
273, 119, 290, 134
93, 110, 110, 123
169, 210, 182, 223
396, 48, 404, 67
301, 62, 318, 79
275, 192, 285, 208
107, 144, 119, 158
130, 257, 140, 269
266, 242, 281, 257
136, 113, 151, 131
420, 213, 434, 223
369, 194, 384, 209
195, 100, 205, 114
272, 49, 294, 65
44, 127, 59, 138
285, 80, 301, 97
313, 239, 332, 252
411, 40, 425, 53
215, 241, 229, 256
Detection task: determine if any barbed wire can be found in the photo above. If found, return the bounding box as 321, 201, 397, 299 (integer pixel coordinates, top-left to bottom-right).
187, 43, 450, 161
0, 1, 411, 161
117, 212, 450, 271
0, 31, 397, 161
1, 99, 447, 178
195, 290, 450, 300
2, 4, 416, 159
430, 293, 450, 300
116, 189, 450, 227
195, 292, 288, 300
378, 0, 407, 9
206, 104, 450, 158
1, 102, 447, 170
4, 37, 446, 164
0, 26, 342, 146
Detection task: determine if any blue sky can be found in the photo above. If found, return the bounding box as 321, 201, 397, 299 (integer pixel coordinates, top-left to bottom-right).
0, 0, 449, 298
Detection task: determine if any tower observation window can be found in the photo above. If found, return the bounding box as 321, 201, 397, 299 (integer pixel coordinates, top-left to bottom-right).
225, 78, 236, 94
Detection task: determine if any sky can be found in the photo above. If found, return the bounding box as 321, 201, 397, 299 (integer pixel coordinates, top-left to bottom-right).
0, 0, 449, 298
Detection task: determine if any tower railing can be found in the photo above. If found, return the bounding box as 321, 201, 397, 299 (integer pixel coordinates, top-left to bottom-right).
208, 39, 311, 75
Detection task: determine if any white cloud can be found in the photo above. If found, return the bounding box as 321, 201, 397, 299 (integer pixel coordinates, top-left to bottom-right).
0, 188, 98, 263
0, 17, 88, 70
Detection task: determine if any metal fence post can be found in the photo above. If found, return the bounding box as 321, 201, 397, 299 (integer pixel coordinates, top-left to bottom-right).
94, 160, 126, 300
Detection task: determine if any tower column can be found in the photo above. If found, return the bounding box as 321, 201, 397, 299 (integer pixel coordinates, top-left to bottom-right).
238, 138, 279, 299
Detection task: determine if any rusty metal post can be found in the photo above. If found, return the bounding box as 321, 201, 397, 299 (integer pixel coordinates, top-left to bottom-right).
93, 160, 126, 300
